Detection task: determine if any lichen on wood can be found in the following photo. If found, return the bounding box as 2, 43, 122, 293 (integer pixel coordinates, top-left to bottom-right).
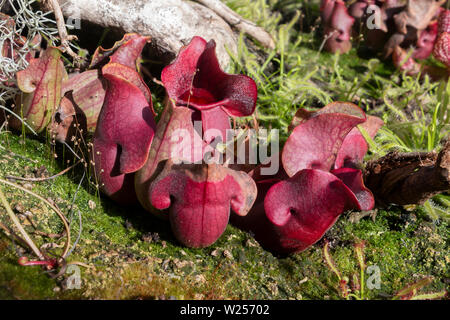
55, 0, 239, 68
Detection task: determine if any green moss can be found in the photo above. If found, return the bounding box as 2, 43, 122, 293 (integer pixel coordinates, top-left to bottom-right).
0, 134, 447, 299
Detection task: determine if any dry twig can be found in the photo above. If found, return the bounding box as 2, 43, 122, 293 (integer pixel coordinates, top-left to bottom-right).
0, 186, 45, 259
5, 160, 79, 182
45, 0, 81, 64
195, 0, 275, 49
0, 178, 71, 258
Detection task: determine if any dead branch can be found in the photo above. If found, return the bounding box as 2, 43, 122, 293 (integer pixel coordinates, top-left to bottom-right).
5, 161, 79, 182
195, 0, 275, 49
44, 0, 82, 64
364, 140, 450, 206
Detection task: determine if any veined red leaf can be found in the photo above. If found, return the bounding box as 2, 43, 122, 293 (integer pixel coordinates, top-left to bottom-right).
392, 46, 422, 75
161, 36, 257, 117
149, 160, 256, 248
93, 73, 155, 204
135, 99, 208, 216
262, 169, 360, 253
321, 0, 355, 53
282, 102, 366, 177
90, 33, 150, 69
233, 169, 361, 254
438, 9, 450, 34
413, 21, 438, 60
233, 103, 376, 254
12, 47, 67, 133
335, 115, 384, 169
433, 32, 450, 68
102, 62, 155, 115
331, 167, 375, 211
62, 69, 106, 132
48, 91, 87, 143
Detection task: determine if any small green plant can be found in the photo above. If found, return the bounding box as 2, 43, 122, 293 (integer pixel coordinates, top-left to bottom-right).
323, 240, 368, 300
393, 277, 447, 300
323, 240, 447, 300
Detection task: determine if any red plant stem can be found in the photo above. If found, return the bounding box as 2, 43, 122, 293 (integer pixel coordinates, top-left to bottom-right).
18, 257, 57, 269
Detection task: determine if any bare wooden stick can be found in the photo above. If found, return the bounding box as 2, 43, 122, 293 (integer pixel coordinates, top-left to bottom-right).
141, 65, 164, 87
67, 261, 95, 269
195, 0, 275, 49
0, 186, 45, 260
364, 140, 450, 206
0, 178, 71, 258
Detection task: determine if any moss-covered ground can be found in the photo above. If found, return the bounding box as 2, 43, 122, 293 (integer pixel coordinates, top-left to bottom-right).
0, 132, 448, 299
